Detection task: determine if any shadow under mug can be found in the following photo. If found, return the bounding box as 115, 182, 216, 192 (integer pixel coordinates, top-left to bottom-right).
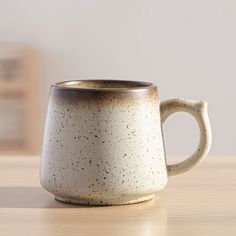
40, 80, 212, 205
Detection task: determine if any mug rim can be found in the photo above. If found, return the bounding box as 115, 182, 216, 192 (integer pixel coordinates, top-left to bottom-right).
52, 79, 156, 92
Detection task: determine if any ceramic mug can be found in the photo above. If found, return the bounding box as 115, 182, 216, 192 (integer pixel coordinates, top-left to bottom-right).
40, 80, 212, 205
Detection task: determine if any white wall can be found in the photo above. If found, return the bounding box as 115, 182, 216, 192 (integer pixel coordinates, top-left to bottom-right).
0, 0, 235, 155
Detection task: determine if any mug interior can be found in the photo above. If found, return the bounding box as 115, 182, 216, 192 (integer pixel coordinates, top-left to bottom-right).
55, 80, 153, 90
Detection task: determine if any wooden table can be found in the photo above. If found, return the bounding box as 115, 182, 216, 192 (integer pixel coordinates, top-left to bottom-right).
0, 156, 235, 236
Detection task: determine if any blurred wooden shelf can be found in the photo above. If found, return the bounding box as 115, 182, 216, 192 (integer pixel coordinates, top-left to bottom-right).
0, 45, 41, 155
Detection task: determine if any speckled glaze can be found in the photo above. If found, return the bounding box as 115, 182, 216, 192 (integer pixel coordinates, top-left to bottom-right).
40, 80, 212, 205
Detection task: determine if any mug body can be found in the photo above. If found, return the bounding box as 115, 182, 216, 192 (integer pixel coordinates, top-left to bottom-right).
40, 80, 168, 205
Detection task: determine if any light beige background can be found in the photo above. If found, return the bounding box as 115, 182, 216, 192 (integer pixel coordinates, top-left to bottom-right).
0, 0, 234, 155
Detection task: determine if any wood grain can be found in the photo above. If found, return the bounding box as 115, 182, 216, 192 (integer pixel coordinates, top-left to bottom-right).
0, 156, 235, 236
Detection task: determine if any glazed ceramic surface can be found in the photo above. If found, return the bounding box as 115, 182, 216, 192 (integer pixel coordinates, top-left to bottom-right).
40, 80, 212, 205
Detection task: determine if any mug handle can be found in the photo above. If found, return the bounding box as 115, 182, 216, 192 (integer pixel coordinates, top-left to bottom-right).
160, 98, 212, 176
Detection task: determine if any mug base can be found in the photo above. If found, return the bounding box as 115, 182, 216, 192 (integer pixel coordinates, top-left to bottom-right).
54, 194, 154, 206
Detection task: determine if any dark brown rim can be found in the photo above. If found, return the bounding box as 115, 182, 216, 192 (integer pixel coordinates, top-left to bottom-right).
52, 80, 156, 92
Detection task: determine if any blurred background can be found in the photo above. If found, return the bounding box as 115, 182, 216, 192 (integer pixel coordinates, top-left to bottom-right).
0, 0, 235, 156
